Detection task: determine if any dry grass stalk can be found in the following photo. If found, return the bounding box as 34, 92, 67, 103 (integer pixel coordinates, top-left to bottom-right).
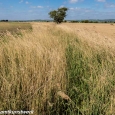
57, 91, 71, 101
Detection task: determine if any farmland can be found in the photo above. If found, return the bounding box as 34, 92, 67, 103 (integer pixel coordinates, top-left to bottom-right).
0, 22, 32, 35
0, 22, 115, 114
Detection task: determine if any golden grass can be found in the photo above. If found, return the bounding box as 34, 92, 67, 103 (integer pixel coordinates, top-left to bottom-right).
0, 22, 32, 35
0, 22, 69, 114
57, 23, 115, 51
0, 22, 115, 114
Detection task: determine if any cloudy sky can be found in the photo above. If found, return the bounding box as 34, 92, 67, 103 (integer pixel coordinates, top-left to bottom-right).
0, 0, 115, 20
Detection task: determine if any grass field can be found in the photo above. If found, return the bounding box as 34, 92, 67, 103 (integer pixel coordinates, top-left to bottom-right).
0, 22, 32, 35
0, 22, 115, 114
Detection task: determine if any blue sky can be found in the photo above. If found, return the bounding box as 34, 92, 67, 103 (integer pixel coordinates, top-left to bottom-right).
0, 0, 115, 20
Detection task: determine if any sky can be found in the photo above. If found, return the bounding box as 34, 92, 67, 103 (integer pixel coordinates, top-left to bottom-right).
0, 0, 115, 20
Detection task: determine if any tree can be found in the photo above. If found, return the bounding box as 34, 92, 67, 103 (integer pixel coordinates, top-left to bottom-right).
71, 20, 79, 23
81, 20, 85, 23
64, 20, 67, 22
1, 20, 8, 22
94, 21, 98, 23
90, 21, 93, 23
84, 20, 89, 23
49, 7, 68, 24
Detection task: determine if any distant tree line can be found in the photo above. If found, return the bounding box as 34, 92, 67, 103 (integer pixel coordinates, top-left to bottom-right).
0, 20, 8, 22
63, 20, 115, 23
69, 20, 99, 23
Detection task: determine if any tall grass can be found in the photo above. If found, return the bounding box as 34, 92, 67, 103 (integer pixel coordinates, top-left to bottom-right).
0, 23, 68, 114
0, 22, 114, 114
65, 40, 115, 114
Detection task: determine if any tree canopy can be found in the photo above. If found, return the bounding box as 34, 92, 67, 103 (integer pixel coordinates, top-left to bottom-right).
49, 7, 68, 24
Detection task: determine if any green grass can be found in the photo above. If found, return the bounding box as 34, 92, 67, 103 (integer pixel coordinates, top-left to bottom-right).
50, 37, 115, 114
46, 32, 115, 114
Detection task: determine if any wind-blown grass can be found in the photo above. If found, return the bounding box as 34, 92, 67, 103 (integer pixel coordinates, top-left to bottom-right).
0, 23, 68, 114
0, 22, 114, 115
0, 22, 32, 36
65, 41, 115, 114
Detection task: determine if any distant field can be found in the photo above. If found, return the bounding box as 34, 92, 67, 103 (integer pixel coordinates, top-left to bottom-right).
0, 22, 32, 34
58, 23, 115, 38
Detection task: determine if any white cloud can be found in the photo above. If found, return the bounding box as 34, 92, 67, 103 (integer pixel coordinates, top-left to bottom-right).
70, 0, 79, 3
37, 6, 43, 8
69, 8, 74, 10
69, 0, 84, 3
96, 0, 106, 2
69, 7, 81, 10
19, 0, 23, 3
60, 5, 64, 8
30, 6, 43, 9
76, 7, 81, 10
25, 1, 29, 4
